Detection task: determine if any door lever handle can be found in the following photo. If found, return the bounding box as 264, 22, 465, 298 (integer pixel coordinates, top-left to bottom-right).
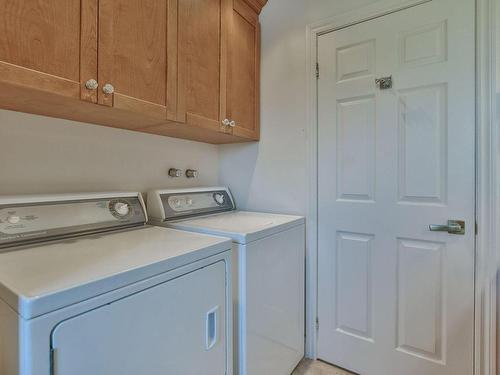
429, 220, 465, 235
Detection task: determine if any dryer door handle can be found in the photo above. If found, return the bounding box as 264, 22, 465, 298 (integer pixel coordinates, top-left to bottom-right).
206, 306, 219, 350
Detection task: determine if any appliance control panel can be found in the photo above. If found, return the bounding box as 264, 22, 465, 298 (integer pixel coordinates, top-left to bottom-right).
0, 194, 146, 249
157, 188, 234, 221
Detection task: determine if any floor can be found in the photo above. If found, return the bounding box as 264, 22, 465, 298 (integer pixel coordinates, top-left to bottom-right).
292, 359, 355, 375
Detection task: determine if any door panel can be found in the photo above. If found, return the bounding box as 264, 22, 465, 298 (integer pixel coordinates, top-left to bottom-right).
396, 238, 444, 361
337, 97, 376, 201
317, 1, 475, 374
335, 232, 374, 342
98, 0, 167, 119
0, 0, 80, 81
52, 261, 227, 375
398, 84, 447, 204
227, 0, 260, 140
0, 0, 95, 101
171, 0, 223, 132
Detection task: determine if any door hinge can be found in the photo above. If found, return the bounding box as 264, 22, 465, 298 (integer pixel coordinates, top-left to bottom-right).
316, 62, 320, 79
475, 221, 478, 236
315, 317, 320, 330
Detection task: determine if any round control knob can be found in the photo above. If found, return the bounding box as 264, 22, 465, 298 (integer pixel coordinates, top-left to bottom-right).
213, 193, 225, 206
173, 199, 182, 208
186, 198, 194, 206
7, 215, 20, 224
113, 202, 130, 217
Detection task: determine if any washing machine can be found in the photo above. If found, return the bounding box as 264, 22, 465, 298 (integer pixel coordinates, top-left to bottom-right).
0, 192, 233, 375
147, 187, 305, 375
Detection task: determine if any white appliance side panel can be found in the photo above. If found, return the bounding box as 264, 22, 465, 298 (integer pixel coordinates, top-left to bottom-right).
51, 261, 227, 375
241, 225, 305, 375
232, 242, 241, 375
0, 299, 19, 375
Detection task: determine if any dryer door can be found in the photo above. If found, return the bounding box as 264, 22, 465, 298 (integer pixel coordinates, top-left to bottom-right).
51, 261, 227, 375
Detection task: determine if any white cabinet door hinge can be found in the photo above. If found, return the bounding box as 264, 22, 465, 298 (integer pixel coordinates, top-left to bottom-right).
316, 62, 320, 79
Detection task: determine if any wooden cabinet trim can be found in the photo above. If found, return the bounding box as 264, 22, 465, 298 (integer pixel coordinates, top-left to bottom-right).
220, 0, 232, 132
113, 93, 167, 121
241, 0, 267, 14
186, 113, 223, 131
167, 0, 180, 122
0, 61, 80, 99
233, 0, 259, 24
0, 82, 164, 130
80, 0, 98, 103
97, 0, 114, 107
138, 121, 253, 144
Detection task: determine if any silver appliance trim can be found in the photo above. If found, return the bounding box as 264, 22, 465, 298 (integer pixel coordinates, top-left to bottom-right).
0, 195, 147, 250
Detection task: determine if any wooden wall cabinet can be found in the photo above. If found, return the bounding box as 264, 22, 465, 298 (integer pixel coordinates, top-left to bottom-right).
0, 0, 266, 144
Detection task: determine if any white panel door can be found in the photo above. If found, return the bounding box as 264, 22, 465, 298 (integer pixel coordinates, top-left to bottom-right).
317, 1, 475, 374
51, 261, 227, 375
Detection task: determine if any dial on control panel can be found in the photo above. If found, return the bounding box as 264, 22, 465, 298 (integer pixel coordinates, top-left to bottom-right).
7, 215, 21, 224
213, 193, 225, 206
109, 200, 131, 219
114, 202, 130, 216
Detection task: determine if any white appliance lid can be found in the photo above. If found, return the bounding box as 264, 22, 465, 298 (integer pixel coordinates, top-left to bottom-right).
0, 226, 231, 319
167, 211, 305, 244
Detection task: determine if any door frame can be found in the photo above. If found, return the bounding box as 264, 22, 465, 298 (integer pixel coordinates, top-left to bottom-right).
304, 1, 499, 374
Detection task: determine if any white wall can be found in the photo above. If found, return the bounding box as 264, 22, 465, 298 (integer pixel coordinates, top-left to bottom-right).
0, 110, 219, 196
218, 0, 406, 214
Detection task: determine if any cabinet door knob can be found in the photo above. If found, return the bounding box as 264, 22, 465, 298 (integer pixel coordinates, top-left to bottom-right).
85, 79, 99, 90
222, 119, 230, 126
102, 83, 115, 95
229, 120, 236, 127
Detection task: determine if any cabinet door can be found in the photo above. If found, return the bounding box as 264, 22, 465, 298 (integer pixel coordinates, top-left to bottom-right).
98, 0, 168, 121
0, 0, 97, 102
51, 261, 227, 375
168, 0, 230, 135
226, 0, 260, 140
